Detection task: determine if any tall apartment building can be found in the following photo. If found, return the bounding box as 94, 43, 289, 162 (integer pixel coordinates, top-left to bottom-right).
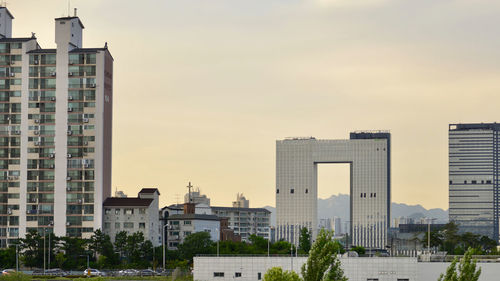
449, 123, 500, 241
0, 8, 112, 247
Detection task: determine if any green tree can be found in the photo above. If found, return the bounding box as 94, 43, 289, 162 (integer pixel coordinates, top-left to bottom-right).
350, 246, 365, 255
19, 230, 43, 268
114, 231, 128, 262
299, 227, 311, 254
443, 222, 460, 254
422, 231, 444, 249
264, 267, 301, 281
0, 246, 16, 268
57, 236, 89, 270
301, 229, 347, 281
438, 248, 481, 281
178, 231, 214, 262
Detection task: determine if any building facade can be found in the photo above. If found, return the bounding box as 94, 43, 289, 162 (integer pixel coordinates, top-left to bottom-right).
449, 123, 500, 241
103, 188, 160, 246
194, 256, 417, 281
0, 8, 112, 247
211, 206, 271, 242
276, 132, 391, 249
166, 212, 220, 250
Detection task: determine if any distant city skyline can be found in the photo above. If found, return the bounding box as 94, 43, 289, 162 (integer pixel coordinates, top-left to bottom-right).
8, 0, 500, 210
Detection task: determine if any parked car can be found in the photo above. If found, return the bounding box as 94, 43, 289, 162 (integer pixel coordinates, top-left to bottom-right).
1, 269, 15, 275
118, 269, 139, 276
140, 269, 156, 276
45, 268, 68, 276
83, 269, 103, 276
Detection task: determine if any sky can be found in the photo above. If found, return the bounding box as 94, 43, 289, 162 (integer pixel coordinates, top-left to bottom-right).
7, 0, 500, 210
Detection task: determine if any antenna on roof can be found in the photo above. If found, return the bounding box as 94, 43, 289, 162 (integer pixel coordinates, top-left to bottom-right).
67, 0, 70, 17
74, 8, 77, 17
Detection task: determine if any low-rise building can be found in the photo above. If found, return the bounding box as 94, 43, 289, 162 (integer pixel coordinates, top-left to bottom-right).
103, 188, 160, 246
166, 203, 220, 250
211, 206, 270, 241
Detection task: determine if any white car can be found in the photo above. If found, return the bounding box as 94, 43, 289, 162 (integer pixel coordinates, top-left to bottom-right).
83, 269, 103, 276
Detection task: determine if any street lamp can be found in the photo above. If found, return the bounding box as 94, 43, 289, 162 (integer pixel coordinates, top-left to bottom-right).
48, 221, 53, 270
162, 223, 169, 270
79, 254, 90, 274
215, 228, 219, 257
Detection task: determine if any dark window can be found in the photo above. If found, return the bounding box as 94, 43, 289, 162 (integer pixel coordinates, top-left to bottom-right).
370, 193, 373, 198
276, 189, 279, 194
367, 279, 379, 281
487, 180, 492, 184
258, 273, 262, 280
464, 180, 467, 184
360, 193, 363, 198
374, 193, 376, 198
235, 272, 242, 277
305, 189, 308, 194
481, 180, 484, 184
290, 189, 294, 194
472, 180, 477, 184
449, 180, 452, 184
214, 272, 224, 277
397, 279, 409, 281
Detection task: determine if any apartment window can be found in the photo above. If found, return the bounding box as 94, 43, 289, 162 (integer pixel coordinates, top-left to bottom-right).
472, 180, 477, 184
124, 208, 134, 215
235, 272, 242, 277
104, 208, 111, 215
290, 189, 294, 194
184, 231, 191, 236
115, 222, 120, 229
367, 279, 379, 281
172, 221, 179, 225
184, 220, 191, 225
449, 180, 452, 184
305, 189, 308, 194
464, 180, 467, 184
258, 273, 262, 280
397, 279, 409, 281
139, 208, 146, 214
114, 208, 120, 215
104, 223, 110, 229
124, 222, 133, 229
487, 180, 492, 184
214, 272, 224, 277
139, 223, 145, 229
374, 193, 376, 198
276, 189, 279, 194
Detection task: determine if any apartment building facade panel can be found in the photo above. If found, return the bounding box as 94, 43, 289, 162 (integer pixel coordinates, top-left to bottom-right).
211, 206, 270, 242
0, 8, 112, 247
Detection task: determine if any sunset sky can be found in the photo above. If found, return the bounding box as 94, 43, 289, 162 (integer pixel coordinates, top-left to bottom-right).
8, 0, 500, 210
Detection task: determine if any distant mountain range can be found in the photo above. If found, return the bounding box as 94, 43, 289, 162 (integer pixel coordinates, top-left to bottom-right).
263, 194, 448, 227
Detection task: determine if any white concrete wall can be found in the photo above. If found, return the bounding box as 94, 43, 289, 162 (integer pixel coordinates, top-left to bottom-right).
194, 257, 416, 281
194, 257, 500, 281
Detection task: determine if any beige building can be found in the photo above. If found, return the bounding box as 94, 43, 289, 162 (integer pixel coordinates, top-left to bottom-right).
0, 7, 113, 247
103, 188, 160, 246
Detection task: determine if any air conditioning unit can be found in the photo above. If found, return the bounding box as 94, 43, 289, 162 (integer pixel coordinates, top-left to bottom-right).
9, 72, 14, 77
83, 141, 88, 146
66, 176, 72, 181
34, 119, 40, 123
78, 199, 82, 203
67, 187, 71, 191
68, 96, 73, 101
66, 222, 71, 226
49, 164, 55, 169
31, 198, 37, 203
67, 153, 72, 158
34, 141, 40, 146
49, 153, 55, 158
26, 210, 31, 214
7, 208, 12, 215
13, 130, 21, 135
84, 163, 89, 168
6, 116, 10, 120
83, 118, 89, 123
10, 61, 15, 65
34, 60, 39, 65
68, 72, 73, 76
50, 97, 56, 101
68, 108, 73, 112
50, 72, 56, 77
89, 83, 96, 88
67, 131, 72, 136
34, 131, 39, 135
